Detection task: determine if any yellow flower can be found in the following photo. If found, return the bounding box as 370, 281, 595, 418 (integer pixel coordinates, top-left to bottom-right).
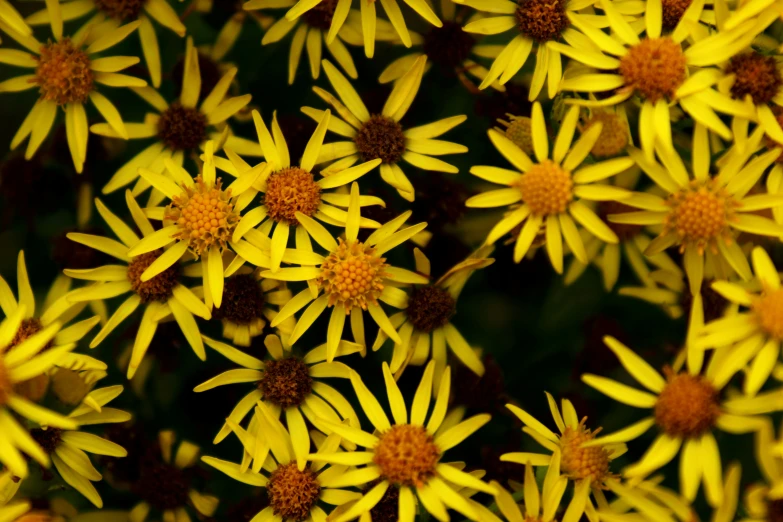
740, 420, 783, 521
308, 361, 493, 522
0, 0, 31, 37
595, 475, 702, 522
0, 2, 144, 173
488, 465, 569, 522
304, 56, 468, 201
65, 191, 212, 379
466, 101, 635, 272
261, 183, 428, 362
26, 0, 186, 88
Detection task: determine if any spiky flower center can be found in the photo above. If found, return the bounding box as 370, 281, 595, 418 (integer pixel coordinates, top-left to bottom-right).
94, 0, 146, 20
752, 286, 783, 341
498, 115, 534, 155
268, 462, 321, 521
560, 418, 611, 483
513, 160, 573, 216
654, 368, 720, 438
374, 425, 441, 487
35, 39, 94, 105
51, 368, 91, 406
264, 168, 323, 225
258, 357, 313, 408
214, 274, 266, 325
619, 38, 686, 102
165, 176, 240, 256
157, 103, 209, 151
661, 0, 692, 30
30, 427, 64, 454
136, 458, 192, 511
0, 359, 10, 407
302, 0, 338, 29
515, 0, 569, 41
406, 286, 457, 333
585, 112, 628, 158
355, 115, 407, 164
662, 179, 739, 254
127, 250, 180, 303
423, 21, 476, 68
726, 52, 782, 105
318, 239, 389, 313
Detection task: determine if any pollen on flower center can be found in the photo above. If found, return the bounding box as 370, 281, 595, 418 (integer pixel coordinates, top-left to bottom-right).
406, 286, 457, 333
165, 176, 240, 256
661, 0, 692, 30
373, 425, 441, 487
317, 239, 389, 313
514, 0, 569, 41
35, 39, 94, 105
301, 0, 338, 29
513, 159, 573, 216
214, 274, 265, 325
726, 52, 782, 105
423, 21, 476, 68
662, 179, 738, 254
752, 287, 783, 341
267, 462, 321, 521
585, 112, 628, 158
157, 103, 209, 151
93, 0, 146, 20
654, 368, 721, 438
0, 359, 10, 407
259, 357, 313, 408
619, 38, 687, 103
264, 168, 323, 225
560, 418, 611, 483
355, 115, 407, 164
30, 427, 64, 454
127, 250, 180, 303
498, 115, 534, 155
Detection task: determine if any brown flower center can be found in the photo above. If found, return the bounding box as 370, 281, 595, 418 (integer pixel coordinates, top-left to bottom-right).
654, 368, 720, 438
301, 0, 338, 29
368, 482, 401, 522
406, 286, 456, 333
30, 428, 64, 454
264, 168, 323, 225
318, 239, 389, 313
423, 21, 476, 68
585, 112, 628, 158
767, 499, 783, 522
214, 274, 266, 325
726, 52, 782, 105
127, 250, 180, 303
560, 418, 611, 483
267, 462, 321, 521
619, 38, 687, 102
373, 425, 441, 487
752, 286, 783, 341
93, 0, 146, 20
661, 0, 692, 30
513, 159, 573, 216
498, 115, 534, 155
35, 39, 93, 105
355, 115, 406, 164
600, 201, 641, 241
0, 359, 11, 407
136, 457, 192, 511
515, 0, 569, 42
157, 103, 209, 151
259, 357, 313, 408
165, 176, 240, 256
9, 318, 47, 350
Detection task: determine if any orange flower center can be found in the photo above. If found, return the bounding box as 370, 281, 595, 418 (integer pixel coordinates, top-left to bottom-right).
513, 160, 573, 216
374, 425, 441, 487
35, 39, 94, 105
585, 112, 628, 158
752, 286, 783, 341
560, 418, 612, 483
267, 462, 321, 521
654, 369, 721, 438
619, 38, 687, 102
317, 239, 389, 313
264, 167, 323, 225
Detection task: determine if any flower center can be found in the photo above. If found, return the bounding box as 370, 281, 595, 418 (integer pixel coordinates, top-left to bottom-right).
30, 428, 64, 454
498, 115, 534, 156
599, 201, 641, 241
0, 359, 10, 407
559, 418, 611, 483
268, 462, 321, 521
423, 21, 476, 68
318, 239, 389, 313
513, 159, 573, 216
585, 112, 628, 158
662, 179, 738, 254
355, 115, 407, 164
135, 457, 192, 511
406, 286, 457, 333
752, 287, 783, 341
514, 0, 569, 42
661, 0, 692, 30
35, 39, 94, 105
373, 425, 441, 487
93, 0, 146, 20
619, 38, 687, 103
264, 168, 323, 225
368, 482, 401, 522
301, 0, 338, 29
165, 176, 240, 256
726, 52, 782, 105
654, 368, 720, 438
9, 318, 46, 350
767, 499, 783, 522
259, 357, 313, 408
214, 274, 266, 325
157, 103, 209, 151
127, 250, 180, 303
51, 368, 91, 406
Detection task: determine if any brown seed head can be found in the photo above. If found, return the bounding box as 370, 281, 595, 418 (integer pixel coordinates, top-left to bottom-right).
367, 482, 401, 522
661, 0, 692, 30
259, 357, 313, 408
560, 418, 612, 483
423, 21, 476, 68
214, 274, 266, 325
35, 39, 94, 105
264, 168, 323, 225
267, 462, 321, 521
752, 286, 783, 341
30, 427, 64, 454
619, 38, 686, 103
157, 103, 209, 151
498, 115, 534, 155
513, 159, 573, 216
9, 318, 46, 350
301, 0, 338, 29
406, 286, 457, 333
355, 115, 407, 164
318, 239, 389, 313
93, 0, 146, 20
585, 112, 628, 158
127, 250, 180, 303
515, 0, 569, 41
726, 52, 782, 105
654, 368, 720, 438
373, 425, 440, 487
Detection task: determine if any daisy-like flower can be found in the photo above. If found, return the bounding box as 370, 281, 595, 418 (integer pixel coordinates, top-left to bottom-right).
25, 0, 186, 88
129, 431, 219, 522
307, 361, 493, 522
609, 125, 783, 296
501, 393, 627, 520
488, 465, 570, 522
94, 37, 256, 198
228, 109, 383, 271
0, 1, 145, 173
194, 333, 361, 453
372, 246, 493, 389
261, 182, 428, 362
304, 57, 468, 202
64, 191, 212, 379
465, 101, 635, 272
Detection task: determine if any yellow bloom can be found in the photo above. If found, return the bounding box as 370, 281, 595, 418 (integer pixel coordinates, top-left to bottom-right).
308, 361, 493, 522
594, 475, 702, 522
0, 469, 30, 521
466, 101, 635, 272
741, 420, 783, 521
0, 2, 144, 173
488, 465, 570, 522
304, 56, 468, 201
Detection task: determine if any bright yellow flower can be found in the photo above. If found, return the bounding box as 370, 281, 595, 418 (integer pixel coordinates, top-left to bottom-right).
0, 0, 30, 36
488, 465, 570, 522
